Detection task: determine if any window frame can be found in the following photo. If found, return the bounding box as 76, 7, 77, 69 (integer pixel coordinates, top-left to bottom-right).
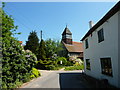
85, 39, 89, 49
100, 58, 113, 77
98, 28, 104, 43
86, 59, 91, 70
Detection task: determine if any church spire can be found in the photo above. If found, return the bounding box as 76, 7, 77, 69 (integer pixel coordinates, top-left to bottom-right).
62, 25, 72, 45
66, 24, 67, 28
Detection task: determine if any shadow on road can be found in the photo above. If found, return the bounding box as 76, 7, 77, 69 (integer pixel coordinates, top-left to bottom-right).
59, 72, 91, 90
59, 72, 116, 89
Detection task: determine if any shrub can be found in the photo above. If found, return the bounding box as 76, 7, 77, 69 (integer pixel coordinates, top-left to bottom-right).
66, 61, 74, 66
25, 50, 37, 69
2, 82, 7, 89
15, 79, 23, 88
56, 57, 67, 66
35, 58, 58, 70
36, 59, 53, 70
22, 73, 31, 83
15, 81, 23, 88
30, 68, 41, 78
2, 38, 28, 88
74, 62, 81, 66
2, 6, 38, 88
36, 57, 68, 70
45, 65, 55, 70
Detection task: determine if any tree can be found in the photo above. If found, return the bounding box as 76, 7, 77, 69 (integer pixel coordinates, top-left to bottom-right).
45, 39, 56, 58
24, 31, 39, 56
55, 40, 64, 57
37, 39, 46, 60
45, 39, 64, 58
2, 3, 37, 88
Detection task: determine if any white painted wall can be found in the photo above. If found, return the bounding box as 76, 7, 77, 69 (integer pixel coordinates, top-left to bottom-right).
83, 11, 119, 87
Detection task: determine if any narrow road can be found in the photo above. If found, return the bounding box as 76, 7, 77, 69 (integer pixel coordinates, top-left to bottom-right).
20, 70, 92, 89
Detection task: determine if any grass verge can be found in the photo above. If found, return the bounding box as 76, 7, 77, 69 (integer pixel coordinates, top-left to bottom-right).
64, 65, 84, 71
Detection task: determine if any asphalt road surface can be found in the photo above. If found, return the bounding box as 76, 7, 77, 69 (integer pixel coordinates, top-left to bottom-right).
20, 70, 92, 89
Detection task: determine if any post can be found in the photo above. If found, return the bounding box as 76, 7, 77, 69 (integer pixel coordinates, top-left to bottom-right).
41, 30, 42, 40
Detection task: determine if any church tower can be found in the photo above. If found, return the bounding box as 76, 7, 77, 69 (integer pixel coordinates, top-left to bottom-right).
62, 26, 72, 44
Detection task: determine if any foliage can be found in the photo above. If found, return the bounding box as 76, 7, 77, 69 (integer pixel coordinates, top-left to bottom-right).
24, 50, 37, 69
56, 57, 67, 66
45, 65, 64, 70
22, 73, 31, 83
64, 65, 84, 71
45, 65, 56, 70
52, 66, 65, 70
45, 39, 56, 58
45, 39, 63, 58
36, 59, 53, 70
0, 5, 2, 89
56, 41, 64, 57
66, 61, 74, 66
36, 59, 66, 70
37, 39, 46, 60
24, 30, 39, 56
30, 68, 41, 78
36, 56, 68, 70
2, 3, 38, 89
74, 61, 83, 66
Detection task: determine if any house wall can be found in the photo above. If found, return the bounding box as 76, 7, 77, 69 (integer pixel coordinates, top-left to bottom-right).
69, 52, 83, 61
118, 10, 120, 88
83, 12, 119, 87
69, 52, 80, 57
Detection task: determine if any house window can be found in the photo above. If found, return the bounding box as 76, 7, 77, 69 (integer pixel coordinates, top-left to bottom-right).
85, 39, 89, 49
98, 28, 104, 43
86, 59, 91, 70
100, 58, 113, 76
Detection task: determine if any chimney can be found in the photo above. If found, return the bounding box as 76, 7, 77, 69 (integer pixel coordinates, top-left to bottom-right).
89, 21, 94, 29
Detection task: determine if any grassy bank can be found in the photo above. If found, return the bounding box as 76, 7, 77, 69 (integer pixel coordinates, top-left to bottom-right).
64, 65, 84, 71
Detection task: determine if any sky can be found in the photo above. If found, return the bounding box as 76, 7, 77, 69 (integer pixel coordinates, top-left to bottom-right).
3, 2, 118, 44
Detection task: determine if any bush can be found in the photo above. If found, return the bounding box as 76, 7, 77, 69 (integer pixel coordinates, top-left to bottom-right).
35, 59, 53, 70
45, 65, 55, 70
66, 61, 74, 66
2, 9, 38, 88
56, 57, 67, 66
74, 62, 81, 66
25, 50, 37, 69
2, 38, 29, 88
2, 82, 7, 89
35, 57, 67, 70
14, 79, 23, 88
22, 73, 31, 83
30, 68, 41, 78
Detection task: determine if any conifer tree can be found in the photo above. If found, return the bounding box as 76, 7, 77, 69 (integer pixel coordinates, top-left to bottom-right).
24, 31, 39, 56
37, 39, 46, 60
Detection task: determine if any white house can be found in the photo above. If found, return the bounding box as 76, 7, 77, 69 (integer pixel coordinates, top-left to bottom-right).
81, 1, 120, 88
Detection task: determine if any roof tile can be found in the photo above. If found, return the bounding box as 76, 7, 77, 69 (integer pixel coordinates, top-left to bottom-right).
63, 41, 83, 53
